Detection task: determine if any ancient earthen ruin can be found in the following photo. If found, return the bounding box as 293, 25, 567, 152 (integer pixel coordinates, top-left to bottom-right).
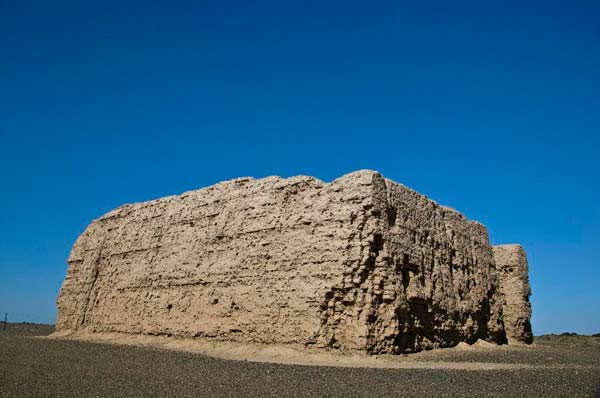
56, 170, 532, 354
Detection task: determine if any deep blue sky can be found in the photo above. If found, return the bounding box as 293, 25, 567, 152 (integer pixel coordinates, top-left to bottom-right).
1, 1, 598, 334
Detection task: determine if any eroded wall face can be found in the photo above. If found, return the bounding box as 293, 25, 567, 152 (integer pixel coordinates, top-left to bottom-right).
315, 175, 505, 353
493, 245, 533, 344
57, 174, 377, 344
57, 170, 516, 353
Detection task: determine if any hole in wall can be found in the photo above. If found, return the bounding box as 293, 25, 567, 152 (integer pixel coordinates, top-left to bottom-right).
387, 206, 397, 226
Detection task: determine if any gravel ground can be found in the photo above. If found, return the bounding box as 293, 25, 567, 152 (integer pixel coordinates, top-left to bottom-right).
1, 324, 599, 397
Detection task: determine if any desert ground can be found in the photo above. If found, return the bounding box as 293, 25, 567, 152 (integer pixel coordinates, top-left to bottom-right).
1, 323, 599, 397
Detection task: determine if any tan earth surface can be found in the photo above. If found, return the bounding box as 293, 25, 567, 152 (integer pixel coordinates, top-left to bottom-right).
56, 170, 532, 354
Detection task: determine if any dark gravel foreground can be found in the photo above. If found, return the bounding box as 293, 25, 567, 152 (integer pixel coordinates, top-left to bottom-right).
1, 324, 599, 398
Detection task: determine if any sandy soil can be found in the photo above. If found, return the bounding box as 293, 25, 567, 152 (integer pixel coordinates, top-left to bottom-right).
49, 329, 591, 371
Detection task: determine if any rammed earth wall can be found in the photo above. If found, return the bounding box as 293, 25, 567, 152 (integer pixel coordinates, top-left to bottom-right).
56, 170, 532, 354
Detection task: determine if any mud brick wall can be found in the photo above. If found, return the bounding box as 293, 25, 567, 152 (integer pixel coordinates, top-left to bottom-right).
57, 170, 531, 353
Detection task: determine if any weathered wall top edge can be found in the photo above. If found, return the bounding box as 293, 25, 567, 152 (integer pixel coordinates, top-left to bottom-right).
493, 244, 525, 250
91, 169, 487, 231
91, 170, 377, 224
382, 177, 489, 236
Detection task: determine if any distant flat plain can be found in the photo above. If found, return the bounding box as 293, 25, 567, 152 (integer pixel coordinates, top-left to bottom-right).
1, 323, 599, 397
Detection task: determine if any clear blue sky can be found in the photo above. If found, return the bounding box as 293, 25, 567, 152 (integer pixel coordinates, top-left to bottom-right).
1, 1, 598, 335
